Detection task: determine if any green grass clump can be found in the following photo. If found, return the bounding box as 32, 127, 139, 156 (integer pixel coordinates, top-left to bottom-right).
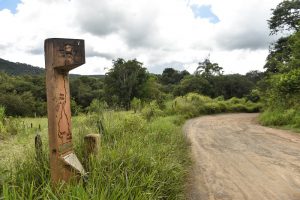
1, 112, 189, 199
141, 101, 164, 121
259, 109, 300, 129
167, 93, 261, 118
1, 92, 261, 199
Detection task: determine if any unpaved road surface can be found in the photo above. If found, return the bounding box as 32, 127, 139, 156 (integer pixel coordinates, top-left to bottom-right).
184, 113, 300, 200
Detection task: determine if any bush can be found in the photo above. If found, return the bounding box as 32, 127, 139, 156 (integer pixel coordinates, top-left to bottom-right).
227, 97, 246, 104
131, 97, 142, 113
0, 106, 5, 138
171, 96, 198, 117
214, 96, 224, 101
202, 102, 221, 114
247, 89, 260, 103
259, 109, 299, 126
88, 99, 108, 114
141, 101, 164, 121
166, 93, 261, 118
216, 101, 227, 112
0, 107, 24, 138
170, 93, 213, 118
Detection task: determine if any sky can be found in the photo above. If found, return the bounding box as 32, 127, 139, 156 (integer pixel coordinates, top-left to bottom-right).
0, 0, 282, 75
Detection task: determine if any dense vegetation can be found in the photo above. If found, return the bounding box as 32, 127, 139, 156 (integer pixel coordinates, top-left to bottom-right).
0, 58, 44, 76
0, 56, 262, 117
0, 0, 299, 199
0, 112, 189, 199
259, 0, 300, 129
0, 91, 261, 199
0, 56, 262, 199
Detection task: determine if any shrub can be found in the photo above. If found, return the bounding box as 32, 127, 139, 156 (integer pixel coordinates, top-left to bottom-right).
214, 96, 225, 101
259, 109, 298, 126
227, 97, 246, 104
0, 107, 24, 138
171, 96, 198, 117
141, 101, 164, 121
87, 99, 108, 134
245, 102, 263, 113
88, 99, 108, 114
202, 102, 221, 114
167, 93, 261, 117
216, 101, 227, 112
0, 106, 5, 138
131, 97, 142, 113
170, 93, 214, 118
247, 89, 260, 103
186, 93, 212, 106
0, 106, 5, 121
229, 103, 248, 112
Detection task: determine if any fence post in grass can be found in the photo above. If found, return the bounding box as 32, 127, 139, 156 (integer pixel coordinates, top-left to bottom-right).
44, 38, 86, 185
35, 133, 43, 163
84, 134, 101, 157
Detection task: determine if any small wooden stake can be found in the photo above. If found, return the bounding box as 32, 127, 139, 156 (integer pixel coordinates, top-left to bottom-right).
84, 134, 101, 157
35, 133, 43, 163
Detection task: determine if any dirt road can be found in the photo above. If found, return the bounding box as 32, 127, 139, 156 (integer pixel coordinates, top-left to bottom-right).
184, 113, 300, 200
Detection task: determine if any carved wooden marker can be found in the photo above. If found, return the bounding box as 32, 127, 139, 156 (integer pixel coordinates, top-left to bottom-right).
44, 38, 86, 184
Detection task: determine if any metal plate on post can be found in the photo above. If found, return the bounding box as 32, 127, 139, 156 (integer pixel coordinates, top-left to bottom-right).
61, 152, 86, 175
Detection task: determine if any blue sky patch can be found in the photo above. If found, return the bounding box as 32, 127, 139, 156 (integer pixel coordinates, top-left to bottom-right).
0, 0, 21, 13
191, 5, 220, 24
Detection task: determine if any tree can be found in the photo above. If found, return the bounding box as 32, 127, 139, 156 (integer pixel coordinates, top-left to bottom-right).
104, 58, 148, 109
213, 74, 254, 99
141, 75, 165, 104
195, 58, 223, 77
268, 0, 300, 35
160, 68, 190, 85
174, 75, 211, 96
70, 76, 104, 109
264, 29, 300, 74
264, 36, 293, 73
259, 1, 300, 112
245, 70, 265, 83
265, 0, 300, 73
161, 68, 179, 85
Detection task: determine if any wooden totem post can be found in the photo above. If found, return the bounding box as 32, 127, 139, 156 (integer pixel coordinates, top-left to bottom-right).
44, 38, 86, 185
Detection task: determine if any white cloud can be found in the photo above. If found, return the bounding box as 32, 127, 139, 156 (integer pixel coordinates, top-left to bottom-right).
0, 0, 283, 75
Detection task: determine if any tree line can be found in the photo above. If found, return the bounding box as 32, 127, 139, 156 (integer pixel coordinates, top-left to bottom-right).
0, 58, 262, 117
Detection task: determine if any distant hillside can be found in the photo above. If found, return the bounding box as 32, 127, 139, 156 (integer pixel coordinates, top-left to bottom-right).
0, 58, 45, 76
0, 58, 105, 78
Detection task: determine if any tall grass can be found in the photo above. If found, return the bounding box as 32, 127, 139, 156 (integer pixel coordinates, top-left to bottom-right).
0, 106, 5, 139
165, 93, 261, 118
259, 108, 300, 130
1, 112, 190, 199
1, 92, 261, 199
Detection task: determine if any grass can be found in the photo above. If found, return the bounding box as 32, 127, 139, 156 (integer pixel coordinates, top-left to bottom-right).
0, 92, 261, 199
259, 108, 300, 132
165, 93, 261, 118
1, 112, 190, 199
